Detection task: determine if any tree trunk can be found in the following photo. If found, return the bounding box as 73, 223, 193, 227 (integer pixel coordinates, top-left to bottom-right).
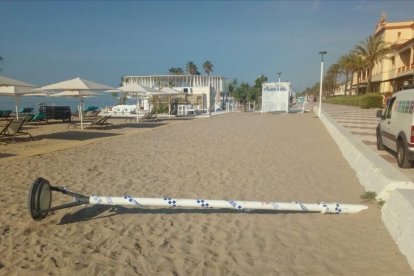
366, 68, 372, 93
350, 71, 354, 95
344, 70, 349, 96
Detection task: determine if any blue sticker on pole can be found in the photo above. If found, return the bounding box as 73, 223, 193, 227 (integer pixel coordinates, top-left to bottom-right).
228, 200, 243, 210
164, 197, 177, 207
124, 195, 144, 208
196, 199, 211, 208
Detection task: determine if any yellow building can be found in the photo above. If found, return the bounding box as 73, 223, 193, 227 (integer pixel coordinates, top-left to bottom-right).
354, 14, 414, 94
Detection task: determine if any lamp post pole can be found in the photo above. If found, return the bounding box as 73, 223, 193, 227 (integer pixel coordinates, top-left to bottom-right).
318, 51, 327, 118
277, 72, 282, 84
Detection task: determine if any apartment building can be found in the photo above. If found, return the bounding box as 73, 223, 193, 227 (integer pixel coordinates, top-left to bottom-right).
355, 14, 414, 94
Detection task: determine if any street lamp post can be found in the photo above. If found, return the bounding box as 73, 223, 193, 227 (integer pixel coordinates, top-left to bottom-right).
318, 51, 327, 118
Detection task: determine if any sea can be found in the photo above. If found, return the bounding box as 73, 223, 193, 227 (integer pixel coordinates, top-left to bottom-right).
0, 93, 127, 113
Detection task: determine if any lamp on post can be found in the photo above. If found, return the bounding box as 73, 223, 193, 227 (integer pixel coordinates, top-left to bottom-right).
277, 72, 282, 83
318, 51, 327, 118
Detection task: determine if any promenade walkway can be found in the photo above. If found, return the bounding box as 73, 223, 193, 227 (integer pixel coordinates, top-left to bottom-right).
321, 103, 414, 182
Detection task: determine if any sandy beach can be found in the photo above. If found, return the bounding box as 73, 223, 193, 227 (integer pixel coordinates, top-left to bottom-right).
0, 112, 412, 275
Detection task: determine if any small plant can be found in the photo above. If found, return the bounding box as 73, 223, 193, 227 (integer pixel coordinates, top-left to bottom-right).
360, 191, 377, 202
377, 199, 386, 207
360, 191, 386, 208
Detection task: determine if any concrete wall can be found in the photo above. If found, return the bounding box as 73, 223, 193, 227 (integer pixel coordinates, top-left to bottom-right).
314, 106, 414, 271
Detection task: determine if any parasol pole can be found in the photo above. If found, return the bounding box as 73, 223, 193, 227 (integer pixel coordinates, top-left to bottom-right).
28, 177, 368, 221
15, 96, 20, 120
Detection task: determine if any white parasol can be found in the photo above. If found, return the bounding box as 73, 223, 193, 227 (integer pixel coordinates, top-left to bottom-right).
0, 76, 39, 119
41, 77, 114, 129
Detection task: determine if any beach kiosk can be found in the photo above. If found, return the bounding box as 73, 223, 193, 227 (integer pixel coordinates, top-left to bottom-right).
261, 82, 293, 113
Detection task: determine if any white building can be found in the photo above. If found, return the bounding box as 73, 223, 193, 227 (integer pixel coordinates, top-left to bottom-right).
122, 75, 229, 112
261, 82, 294, 113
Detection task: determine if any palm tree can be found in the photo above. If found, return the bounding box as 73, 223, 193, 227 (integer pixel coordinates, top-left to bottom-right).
228, 79, 238, 97
253, 74, 268, 104
169, 67, 184, 75
203, 61, 213, 75
338, 53, 354, 95
349, 54, 367, 95
186, 61, 198, 75
234, 82, 250, 111
325, 63, 341, 96
353, 35, 391, 93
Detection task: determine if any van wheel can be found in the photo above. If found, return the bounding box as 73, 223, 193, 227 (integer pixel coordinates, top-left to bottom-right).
376, 129, 384, 150
397, 140, 413, 168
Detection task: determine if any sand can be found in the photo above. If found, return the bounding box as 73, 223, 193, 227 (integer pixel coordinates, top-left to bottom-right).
0, 112, 412, 275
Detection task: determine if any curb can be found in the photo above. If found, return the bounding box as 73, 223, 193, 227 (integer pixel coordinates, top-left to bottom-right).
314, 106, 414, 270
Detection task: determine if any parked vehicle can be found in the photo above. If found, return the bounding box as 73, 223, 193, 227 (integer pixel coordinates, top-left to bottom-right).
376, 88, 414, 168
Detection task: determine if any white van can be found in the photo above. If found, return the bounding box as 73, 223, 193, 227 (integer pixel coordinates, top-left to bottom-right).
376, 88, 414, 168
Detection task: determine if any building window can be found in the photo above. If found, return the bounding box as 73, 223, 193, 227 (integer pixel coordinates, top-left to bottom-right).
398, 32, 401, 38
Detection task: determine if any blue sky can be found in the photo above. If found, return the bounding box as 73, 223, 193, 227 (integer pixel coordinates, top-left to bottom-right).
1, 0, 413, 92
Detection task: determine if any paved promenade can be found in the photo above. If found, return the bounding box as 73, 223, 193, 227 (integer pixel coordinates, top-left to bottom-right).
320, 103, 414, 182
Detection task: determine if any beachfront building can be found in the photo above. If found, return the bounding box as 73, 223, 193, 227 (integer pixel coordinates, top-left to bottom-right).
261, 82, 293, 113
122, 75, 229, 112
353, 14, 414, 94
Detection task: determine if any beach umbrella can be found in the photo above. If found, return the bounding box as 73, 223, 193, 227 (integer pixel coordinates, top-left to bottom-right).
41, 77, 115, 129
0, 76, 39, 119
51, 90, 102, 129
40, 77, 114, 91
28, 177, 369, 221
0, 75, 35, 87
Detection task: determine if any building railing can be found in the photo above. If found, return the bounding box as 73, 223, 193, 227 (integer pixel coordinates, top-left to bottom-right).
397, 64, 414, 74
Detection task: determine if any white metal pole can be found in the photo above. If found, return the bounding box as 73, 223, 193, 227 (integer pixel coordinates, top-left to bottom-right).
318, 51, 327, 118
88, 195, 367, 214
135, 92, 139, 123
15, 96, 20, 120
79, 97, 84, 130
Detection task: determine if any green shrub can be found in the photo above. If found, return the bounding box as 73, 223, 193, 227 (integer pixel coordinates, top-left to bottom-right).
324, 93, 383, 109
359, 93, 383, 109
154, 104, 169, 114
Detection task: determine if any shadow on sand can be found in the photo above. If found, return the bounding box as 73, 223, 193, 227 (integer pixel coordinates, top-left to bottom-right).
36, 131, 121, 141
0, 153, 17, 159
57, 204, 312, 225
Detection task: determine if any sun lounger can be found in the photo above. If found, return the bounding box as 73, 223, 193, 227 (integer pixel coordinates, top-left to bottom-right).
139, 110, 159, 122
0, 119, 33, 142
84, 116, 112, 129
22, 114, 35, 123
0, 110, 12, 120
19, 107, 34, 114
28, 113, 47, 124
68, 116, 112, 130
0, 120, 13, 135
83, 110, 101, 121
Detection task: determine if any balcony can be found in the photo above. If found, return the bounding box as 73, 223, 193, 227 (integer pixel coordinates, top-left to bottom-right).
397, 64, 414, 74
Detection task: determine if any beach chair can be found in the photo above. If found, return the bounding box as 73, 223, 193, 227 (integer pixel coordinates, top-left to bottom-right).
140, 110, 159, 122
0, 110, 12, 120
0, 120, 13, 135
28, 113, 47, 124
19, 107, 34, 114
75, 116, 112, 130
83, 110, 100, 121
0, 119, 33, 142
22, 114, 35, 123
